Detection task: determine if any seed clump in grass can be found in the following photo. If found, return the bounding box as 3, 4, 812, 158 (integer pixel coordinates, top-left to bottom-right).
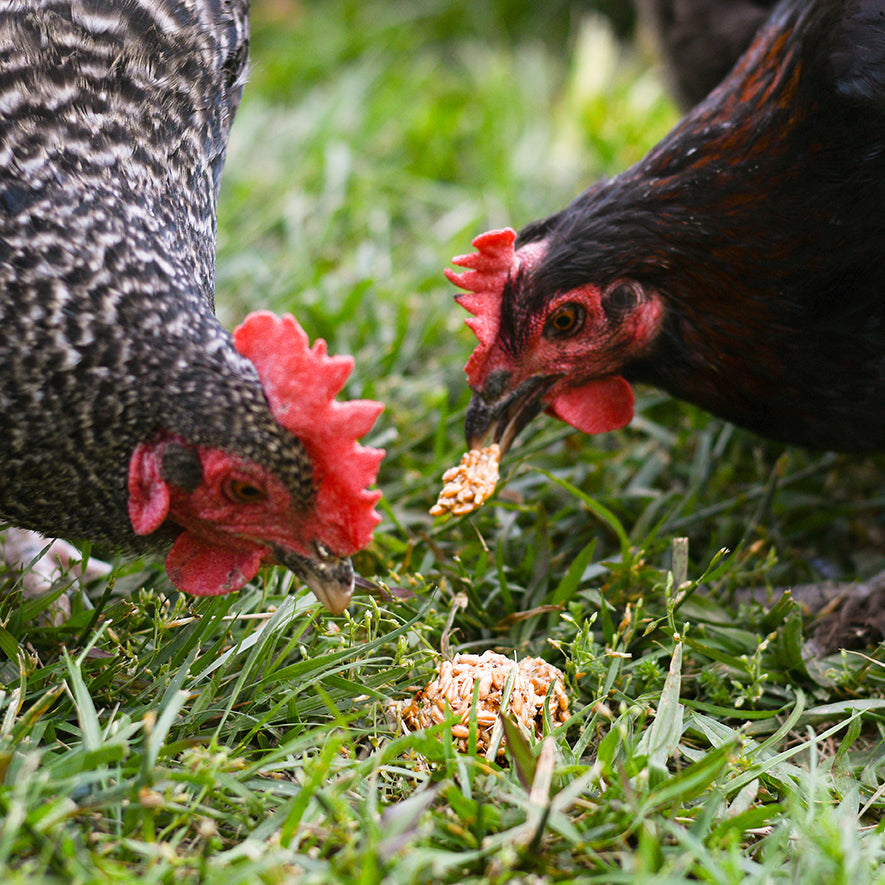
398, 650, 569, 755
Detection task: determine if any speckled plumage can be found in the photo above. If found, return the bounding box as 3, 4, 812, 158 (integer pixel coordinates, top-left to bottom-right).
0, 0, 321, 560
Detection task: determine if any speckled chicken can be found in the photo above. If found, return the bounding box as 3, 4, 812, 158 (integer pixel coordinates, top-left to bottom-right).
0, 0, 384, 613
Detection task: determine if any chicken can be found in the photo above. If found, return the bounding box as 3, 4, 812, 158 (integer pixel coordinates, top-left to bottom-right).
0, 1, 384, 613
449, 0, 885, 461
636, 0, 776, 109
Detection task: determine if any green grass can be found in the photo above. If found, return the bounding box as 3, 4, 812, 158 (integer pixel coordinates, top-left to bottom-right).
3, 0, 885, 881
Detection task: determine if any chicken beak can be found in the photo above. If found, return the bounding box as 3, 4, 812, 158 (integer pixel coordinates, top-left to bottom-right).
272, 546, 355, 614
465, 374, 554, 454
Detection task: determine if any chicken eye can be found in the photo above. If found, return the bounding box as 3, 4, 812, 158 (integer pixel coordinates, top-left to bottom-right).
544, 303, 585, 339
223, 477, 268, 504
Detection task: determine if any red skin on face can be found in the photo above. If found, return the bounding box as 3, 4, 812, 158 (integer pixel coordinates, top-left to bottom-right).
127, 312, 385, 598
129, 443, 318, 596
449, 229, 663, 437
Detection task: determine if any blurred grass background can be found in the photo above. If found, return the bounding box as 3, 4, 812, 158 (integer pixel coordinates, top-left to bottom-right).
1, 1, 885, 881
221, 0, 883, 591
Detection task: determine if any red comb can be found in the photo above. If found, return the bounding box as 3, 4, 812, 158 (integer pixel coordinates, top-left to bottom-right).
233, 312, 385, 555
445, 228, 527, 386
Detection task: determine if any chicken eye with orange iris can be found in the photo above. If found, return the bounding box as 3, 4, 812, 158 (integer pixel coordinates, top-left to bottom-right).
544, 303, 584, 339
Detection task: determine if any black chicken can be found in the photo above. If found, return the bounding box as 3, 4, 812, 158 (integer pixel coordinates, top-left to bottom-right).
446, 0, 885, 646
0, 1, 385, 612
450, 0, 885, 457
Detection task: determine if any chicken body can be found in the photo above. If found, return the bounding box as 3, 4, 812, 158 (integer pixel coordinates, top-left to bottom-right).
0, 0, 383, 611
452, 0, 885, 457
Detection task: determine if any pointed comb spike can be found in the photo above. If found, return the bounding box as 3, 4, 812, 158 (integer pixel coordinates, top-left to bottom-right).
233, 311, 385, 555
449, 228, 518, 275
454, 291, 490, 316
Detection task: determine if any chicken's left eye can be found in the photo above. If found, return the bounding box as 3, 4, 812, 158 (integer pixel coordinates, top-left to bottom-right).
544, 303, 585, 339
223, 478, 268, 504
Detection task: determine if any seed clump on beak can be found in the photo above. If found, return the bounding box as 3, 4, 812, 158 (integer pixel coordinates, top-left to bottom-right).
430, 444, 501, 516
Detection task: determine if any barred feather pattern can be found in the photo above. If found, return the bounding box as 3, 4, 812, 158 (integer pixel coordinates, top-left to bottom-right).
0, 0, 319, 556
